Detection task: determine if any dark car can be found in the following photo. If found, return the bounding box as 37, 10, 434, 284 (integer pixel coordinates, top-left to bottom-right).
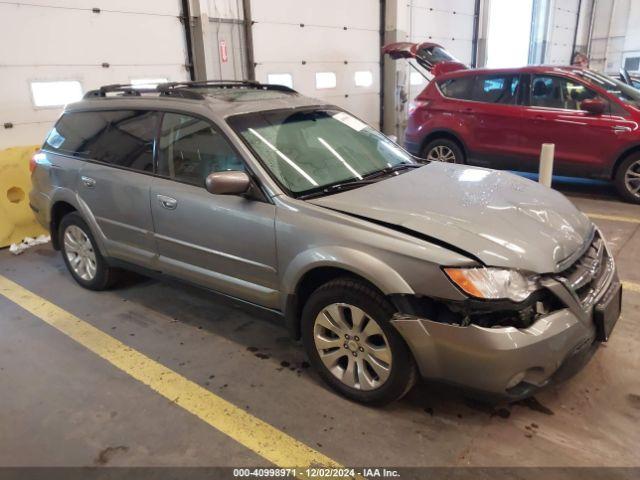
385, 43, 640, 203
619, 68, 640, 89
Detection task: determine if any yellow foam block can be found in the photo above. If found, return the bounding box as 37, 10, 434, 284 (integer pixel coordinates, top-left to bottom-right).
0, 145, 47, 248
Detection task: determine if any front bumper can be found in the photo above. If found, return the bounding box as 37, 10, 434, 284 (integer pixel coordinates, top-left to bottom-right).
392, 269, 621, 400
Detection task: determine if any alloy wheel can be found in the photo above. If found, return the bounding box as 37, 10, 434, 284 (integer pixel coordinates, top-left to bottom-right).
426, 145, 456, 163
313, 303, 392, 391
624, 159, 640, 198
63, 225, 97, 281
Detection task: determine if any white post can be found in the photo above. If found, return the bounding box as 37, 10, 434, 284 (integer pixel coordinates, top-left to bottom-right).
539, 143, 555, 187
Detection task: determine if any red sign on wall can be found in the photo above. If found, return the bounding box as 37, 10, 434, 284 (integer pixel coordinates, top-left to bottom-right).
219, 40, 228, 63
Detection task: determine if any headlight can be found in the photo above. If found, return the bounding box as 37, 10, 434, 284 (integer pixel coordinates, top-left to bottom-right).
444, 267, 540, 302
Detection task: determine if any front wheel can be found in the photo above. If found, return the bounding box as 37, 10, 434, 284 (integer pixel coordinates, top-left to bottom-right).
421, 138, 465, 164
614, 154, 640, 204
301, 278, 417, 405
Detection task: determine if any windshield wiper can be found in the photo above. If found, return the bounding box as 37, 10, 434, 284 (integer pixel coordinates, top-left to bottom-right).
363, 162, 422, 180
298, 164, 421, 200
298, 179, 379, 199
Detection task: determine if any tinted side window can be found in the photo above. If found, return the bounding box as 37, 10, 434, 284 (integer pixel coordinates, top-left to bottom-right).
43, 110, 159, 172
530, 75, 600, 110
472, 75, 520, 104
438, 76, 475, 100
157, 113, 244, 187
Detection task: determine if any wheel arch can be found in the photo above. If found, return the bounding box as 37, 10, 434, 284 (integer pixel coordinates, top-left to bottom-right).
50, 201, 77, 250
281, 249, 414, 339
611, 144, 640, 179
419, 129, 468, 161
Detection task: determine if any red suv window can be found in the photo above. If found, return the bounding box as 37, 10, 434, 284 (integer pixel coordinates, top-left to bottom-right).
530, 75, 600, 110
471, 74, 520, 104
438, 76, 475, 100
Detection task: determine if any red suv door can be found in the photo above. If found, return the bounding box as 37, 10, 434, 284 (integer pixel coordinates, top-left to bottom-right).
520, 73, 633, 177
463, 73, 527, 167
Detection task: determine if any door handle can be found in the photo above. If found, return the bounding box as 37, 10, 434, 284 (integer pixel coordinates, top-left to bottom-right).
613, 126, 632, 133
157, 194, 177, 210
81, 176, 96, 188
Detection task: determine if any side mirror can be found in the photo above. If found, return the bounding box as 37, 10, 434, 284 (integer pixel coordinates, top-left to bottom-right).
205, 171, 251, 195
582, 98, 606, 115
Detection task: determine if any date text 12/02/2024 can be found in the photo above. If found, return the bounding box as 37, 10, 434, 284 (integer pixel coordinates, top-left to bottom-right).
232, 468, 401, 478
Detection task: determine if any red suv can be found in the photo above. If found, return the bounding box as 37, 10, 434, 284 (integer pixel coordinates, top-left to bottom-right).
385, 42, 640, 203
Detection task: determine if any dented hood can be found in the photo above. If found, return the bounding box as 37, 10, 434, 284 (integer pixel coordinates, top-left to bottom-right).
308, 163, 594, 274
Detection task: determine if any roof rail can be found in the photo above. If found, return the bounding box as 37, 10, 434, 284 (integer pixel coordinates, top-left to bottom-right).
84, 79, 297, 100
83, 84, 150, 98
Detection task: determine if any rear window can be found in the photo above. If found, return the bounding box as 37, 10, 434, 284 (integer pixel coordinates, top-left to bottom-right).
471, 74, 520, 104
438, 76, 475, 100
417, 45, 460, 65
43, 110, 159, 172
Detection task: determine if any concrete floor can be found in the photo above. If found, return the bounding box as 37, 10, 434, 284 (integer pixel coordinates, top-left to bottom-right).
0, 180, 639, 470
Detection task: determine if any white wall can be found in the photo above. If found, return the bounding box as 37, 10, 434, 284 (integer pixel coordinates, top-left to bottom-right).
406, 0, 477, 95
409, 0, 476, 64
0, 0, 189, 148
589, 0, 640, 75
249, 0, 382, 127
543, 0, 581, 65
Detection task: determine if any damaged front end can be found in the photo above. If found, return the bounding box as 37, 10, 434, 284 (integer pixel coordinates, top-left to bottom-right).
388, 230, 619, 400
390, 282, 562, 331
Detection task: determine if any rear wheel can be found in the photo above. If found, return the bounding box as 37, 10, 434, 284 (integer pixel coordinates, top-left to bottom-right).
59, 212, 118, 290
614, 153, 640, 204
421, 138, 465, 164
301, 277, 417, 405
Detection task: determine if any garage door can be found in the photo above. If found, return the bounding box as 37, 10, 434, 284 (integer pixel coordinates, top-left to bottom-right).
249, 0, 382, 128
545, 0, 580, 65
0, 0, 189, 149
407, 0, 477, 100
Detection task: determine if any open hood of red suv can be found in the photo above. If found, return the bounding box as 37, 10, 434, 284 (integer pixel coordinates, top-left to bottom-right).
382, 41, 467, 76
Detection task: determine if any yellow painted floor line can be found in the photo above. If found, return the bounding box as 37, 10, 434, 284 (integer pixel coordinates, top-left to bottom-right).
0, 275, 351, 478
623, 281, 640, 294
586, 212, 640, 224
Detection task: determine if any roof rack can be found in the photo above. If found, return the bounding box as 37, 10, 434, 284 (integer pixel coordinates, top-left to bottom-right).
83, 84, 149, 98
84, 80, 297, 99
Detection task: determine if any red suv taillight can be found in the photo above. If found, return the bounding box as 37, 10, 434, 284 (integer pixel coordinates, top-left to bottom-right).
408, 100, 429, 116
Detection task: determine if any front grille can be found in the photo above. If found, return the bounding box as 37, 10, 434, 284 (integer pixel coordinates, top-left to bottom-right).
556, 230, 613, 308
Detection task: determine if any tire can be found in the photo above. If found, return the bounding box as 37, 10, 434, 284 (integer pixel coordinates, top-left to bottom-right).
614, 153, 640, 204
301, 277, 417, 405
421, 138, 465, 164
59, 212, 118, 290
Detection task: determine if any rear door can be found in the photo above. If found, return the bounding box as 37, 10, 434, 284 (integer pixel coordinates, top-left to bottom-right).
432, 74, 479, 149
465, 73, 527, 168
521, 74, 624, 176
150, 112, 279, 308
64, 110, 159, 264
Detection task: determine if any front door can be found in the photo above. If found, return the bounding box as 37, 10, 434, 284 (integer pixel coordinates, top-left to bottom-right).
150, 112, 279, 308
520, 74, 623, 177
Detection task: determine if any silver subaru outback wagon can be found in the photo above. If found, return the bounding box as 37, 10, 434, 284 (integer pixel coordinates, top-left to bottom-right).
30, 80, 622, 405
